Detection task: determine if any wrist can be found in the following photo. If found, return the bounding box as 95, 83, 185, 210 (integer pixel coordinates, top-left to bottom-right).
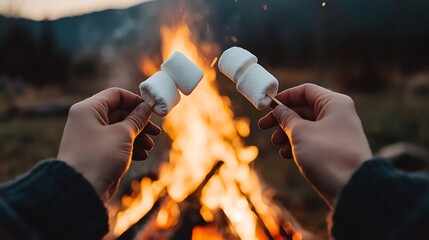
79, 170, 106, 200
329, 153, 371, 206
57, 154, 106, 201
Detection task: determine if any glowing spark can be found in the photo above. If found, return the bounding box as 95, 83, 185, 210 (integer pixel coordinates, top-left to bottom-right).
210, 57, 219, 68
322, 2, 326, 7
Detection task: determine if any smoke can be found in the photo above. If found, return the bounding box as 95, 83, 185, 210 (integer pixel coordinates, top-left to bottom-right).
83, 0, 220, 91
62, 1, 164, 92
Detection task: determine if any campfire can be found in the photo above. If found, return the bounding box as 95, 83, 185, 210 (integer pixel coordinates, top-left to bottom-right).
108, 23, 304, 240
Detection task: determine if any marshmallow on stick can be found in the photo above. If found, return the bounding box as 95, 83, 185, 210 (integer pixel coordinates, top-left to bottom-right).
218, 47, 283, 110
139, 51, 203, 116
139, 71, 180, 117
161, 52, 203, 95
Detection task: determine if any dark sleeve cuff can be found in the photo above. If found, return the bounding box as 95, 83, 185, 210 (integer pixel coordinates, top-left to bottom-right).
331, 157, 429, 240
0, 160, 109, 240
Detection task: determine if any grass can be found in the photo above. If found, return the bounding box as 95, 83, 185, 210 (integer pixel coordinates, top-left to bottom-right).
352, 91, 429, 152
0, 117, 67, 182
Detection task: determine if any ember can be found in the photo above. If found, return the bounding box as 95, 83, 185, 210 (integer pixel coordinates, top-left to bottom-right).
109, 23, 303, 240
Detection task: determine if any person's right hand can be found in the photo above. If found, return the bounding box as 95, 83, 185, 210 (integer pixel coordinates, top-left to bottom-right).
258, 83, 372, 207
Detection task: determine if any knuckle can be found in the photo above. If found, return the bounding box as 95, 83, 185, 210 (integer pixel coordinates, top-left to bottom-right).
68, 102, 84, 117
302, 83, 315, 88
104, 87, 120, 92
339, 94, 356, 109
279, 112, 296, 129
127, 115, 143, 131
288, 124, 301, 138
106, 87, 121, 92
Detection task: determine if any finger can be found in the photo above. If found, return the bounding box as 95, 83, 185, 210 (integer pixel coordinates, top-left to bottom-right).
134, 132, 155, 151
132, 148, 149, 161
272, 105, 303, 133
258, 112, 277, 130
91, 87, 143, 113
279, 144, 293, 159
272, 127, 289, 145
132, 133, 154, 161
143, 121, 162, 136
107, 180, 121, 200
120, 102, 152, 135
271, 83, 333, 108
259, 105, 317, 130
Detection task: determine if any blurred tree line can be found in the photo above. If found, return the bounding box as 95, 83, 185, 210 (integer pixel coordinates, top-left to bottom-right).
0, 20, 70, 87
1, 0, 429, 94
205, 0, 429, 93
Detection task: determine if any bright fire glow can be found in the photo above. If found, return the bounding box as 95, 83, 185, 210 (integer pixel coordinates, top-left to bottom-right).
192, 225, 223, 240
113, 24, 297, 239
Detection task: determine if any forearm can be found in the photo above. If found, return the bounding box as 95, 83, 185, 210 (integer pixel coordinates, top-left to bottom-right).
331, 158, 429, 240
0, 161, 108, 240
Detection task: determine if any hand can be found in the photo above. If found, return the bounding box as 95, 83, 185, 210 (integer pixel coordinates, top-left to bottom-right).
57, 88, 161, 201
258, 84, 372, 206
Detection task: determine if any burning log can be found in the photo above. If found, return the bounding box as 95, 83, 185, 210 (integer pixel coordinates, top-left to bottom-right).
236, 182, 296, 240
216, 209, 242, 240
117, 161, 224, 239
184, 161, 224, 202
236, 183, 276, 240
116, 189, 168, 240
169, 160, 224, 239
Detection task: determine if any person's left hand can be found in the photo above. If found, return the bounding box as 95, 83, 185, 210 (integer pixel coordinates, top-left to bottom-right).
57, 88, 161, 201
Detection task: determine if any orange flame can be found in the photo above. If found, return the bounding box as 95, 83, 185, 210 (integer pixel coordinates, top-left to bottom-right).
113, 24, 296, 239
192, 225, 223, 240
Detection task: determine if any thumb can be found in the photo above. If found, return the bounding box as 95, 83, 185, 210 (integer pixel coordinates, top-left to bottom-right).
272, 105, 302, 131
121, 102, 152, 135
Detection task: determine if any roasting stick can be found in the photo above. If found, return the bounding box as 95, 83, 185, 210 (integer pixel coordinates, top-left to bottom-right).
144, 99, 156, 108
143, 98, 161, 114
267, 93, 284, 106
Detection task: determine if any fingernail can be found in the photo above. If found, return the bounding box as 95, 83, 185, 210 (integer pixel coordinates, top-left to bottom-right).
272, 105, 288, 120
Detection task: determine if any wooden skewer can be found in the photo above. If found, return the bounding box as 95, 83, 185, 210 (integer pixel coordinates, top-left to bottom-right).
266, 93, 284, 106
145, 99, 156, 108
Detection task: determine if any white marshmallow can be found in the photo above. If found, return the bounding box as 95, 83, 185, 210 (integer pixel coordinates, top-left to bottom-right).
218, 47, 258, 83
139, 71, 181, 117
218, 47, 279, 110
236, 64, 278, 110
161, 51, 204, 95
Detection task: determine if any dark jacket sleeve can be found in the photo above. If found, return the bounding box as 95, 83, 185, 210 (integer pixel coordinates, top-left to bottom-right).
331, 157, 429, 240
0, 160, 109, 240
